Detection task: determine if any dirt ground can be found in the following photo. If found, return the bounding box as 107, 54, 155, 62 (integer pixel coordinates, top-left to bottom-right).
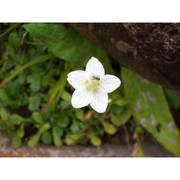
0, 132, 172, 157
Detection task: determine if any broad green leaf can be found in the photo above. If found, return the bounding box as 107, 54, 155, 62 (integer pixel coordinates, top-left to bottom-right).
75, 109, 84, 121
61, 90, 71, 102
70, 120, 80, 133
56, 112, 70, 128
88, 133, 102, 146
32, 111, 43, 124
65, 132, 83, 145
10, 114, 23, 125
27, 74, 41, 92
122, 68, 180, 156
28, 134, 40, 147
28, 95, 41, 111
11, 136, 22, 148
16, 124, 24, 138
3, 81, 27, 108
109, 92, 128, 106
38, 123, 51, 134
110, 104, 125, 114
101, 121, 117, 135
8, 32, 21, 51
23, 23, 113, 72
111, 109, 131, 127
0, 88, 10, 105
165, 89, 180, 109
52, 127, 63, 147
0, 108, 9, 121
41, 131, 52, 145
3, 81, 21, 97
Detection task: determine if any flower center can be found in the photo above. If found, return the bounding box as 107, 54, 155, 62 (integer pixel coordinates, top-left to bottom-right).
85, 76, 100, 92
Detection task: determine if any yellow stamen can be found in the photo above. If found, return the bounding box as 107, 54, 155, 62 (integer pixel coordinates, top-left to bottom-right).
85, 78, 100, 92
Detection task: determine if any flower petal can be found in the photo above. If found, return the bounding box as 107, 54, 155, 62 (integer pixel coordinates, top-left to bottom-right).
101, 74, 121, 93
90, 88, 108, 113
71, 89, 93, 108
67, 70, 86, 89
85, 57, 105, 78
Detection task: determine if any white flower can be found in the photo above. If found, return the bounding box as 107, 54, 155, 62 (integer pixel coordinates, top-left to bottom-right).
67, 57, 121, 113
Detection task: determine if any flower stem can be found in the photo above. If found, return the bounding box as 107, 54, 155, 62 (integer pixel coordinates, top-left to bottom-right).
41, 68, 69, 113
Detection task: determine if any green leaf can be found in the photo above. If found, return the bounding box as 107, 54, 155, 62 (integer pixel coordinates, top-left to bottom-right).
56, 112, 70, 128
122, 68, 180, 156
27, 74, 41, 92
101, 121, 117, 135
3, 81, 27, 108
111, 109, 131, 127
52, 127, 63, 147
8, 32, 21, 51
28, 134, 40, 147
75, 109, 84, 121
10, 114, 24, 125
11, 136, 22, 148
16, 124, 24, 138
0, 108, 9, 121
32, 111, 43, 124
3, 81, 21, 97
65, 132, 83, 145
165, 89, 180, 109
61, 90, 71, 102
111, 104, 125, 114
23, 23, 113, 72
0, 88, 10, 105
41, 131, 52, 145
70, 121, 80, 133
28, 96, 41, 111
42, 71, 56, 88
88, 133, 102, 146
39, 123, 51, 134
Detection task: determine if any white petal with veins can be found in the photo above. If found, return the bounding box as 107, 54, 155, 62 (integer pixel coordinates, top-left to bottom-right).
85, 57, 105, 78
90, 88, 108, 113
67, 70, 86, 89
71, 89, 93, 108
67, 57, 121, 113
101, 74, 121, 93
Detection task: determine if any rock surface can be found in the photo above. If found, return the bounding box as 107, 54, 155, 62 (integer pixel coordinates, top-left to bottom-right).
71, 23, 180, 90
0, 132, 172, 157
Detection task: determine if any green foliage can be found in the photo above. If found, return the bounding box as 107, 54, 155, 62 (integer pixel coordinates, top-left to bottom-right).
32, 112, 43, 124
122, 68, 180, 156
28, 134, 40, 147
11, 136, 22, 148
28, 96, 41, 111
0, 23, 179, 156
111, 108, 131, 127
88, 132, 102, 146
52, 127, 63, 147
65, 132, 84, 145
8, 32, 21, 51
101, 120, 117, 135
41, 131, 52, 145
23, 23, 113, 73
0, 108, 9, 121
165, 89, 180, 109
27, 74, 41, 92
0, 88, 10, 105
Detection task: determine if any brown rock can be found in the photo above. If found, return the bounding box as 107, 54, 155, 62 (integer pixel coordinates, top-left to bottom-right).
71, 23, 180, 90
